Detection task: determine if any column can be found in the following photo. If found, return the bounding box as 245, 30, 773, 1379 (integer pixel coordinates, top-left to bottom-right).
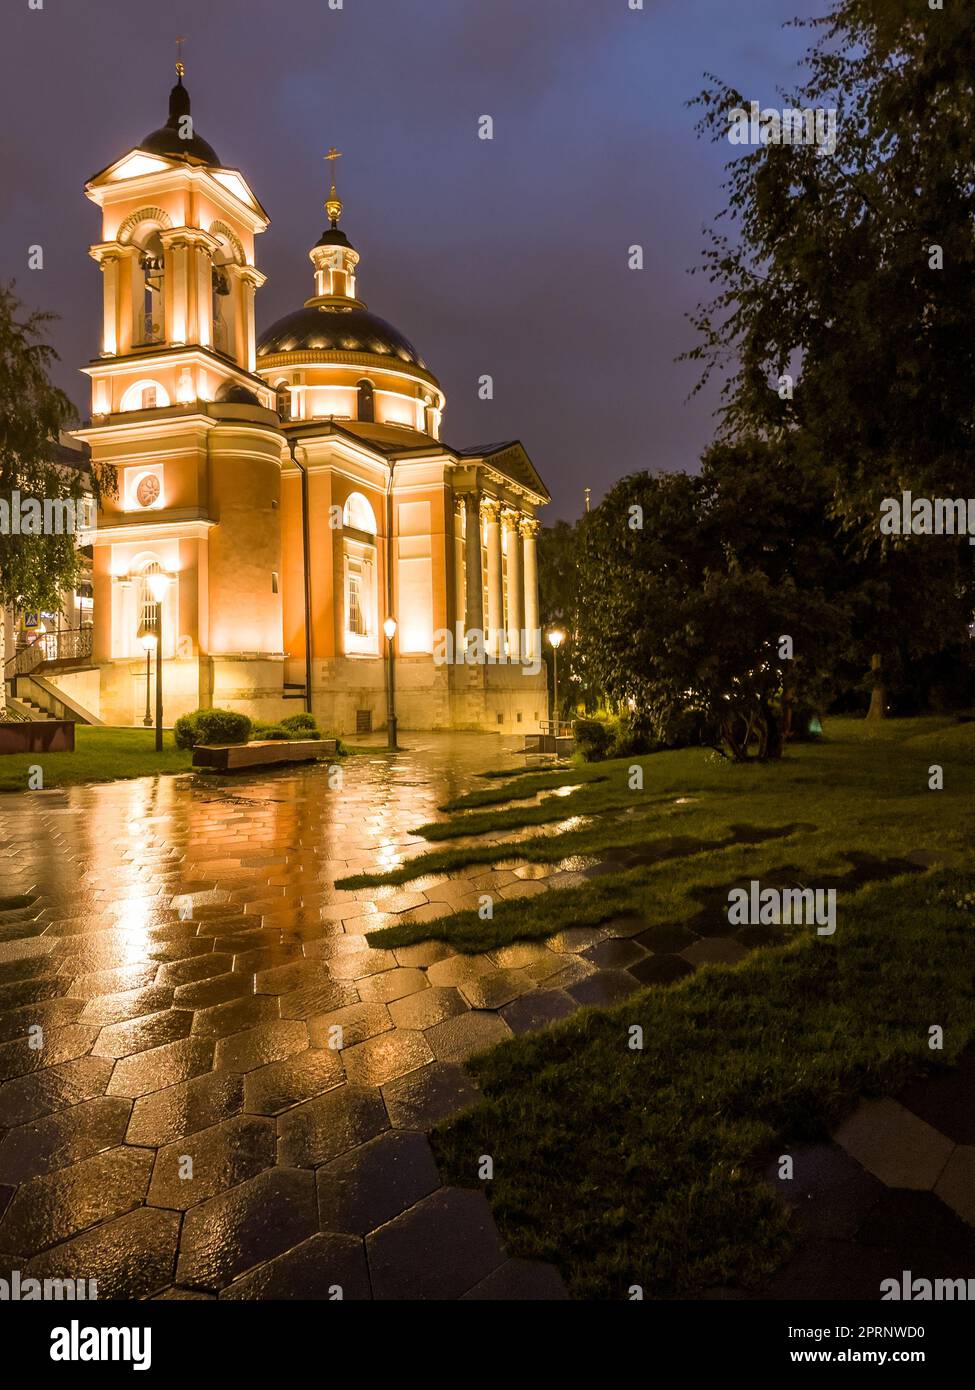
454, 503, 466, 645
98, 252, 119, 356
521, 518, 540, 661
482, 498, 504, 659
504, 511, 523, 661
463, 492, 483, 648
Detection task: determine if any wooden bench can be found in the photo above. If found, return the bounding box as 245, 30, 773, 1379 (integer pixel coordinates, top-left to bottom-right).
192, 738, 338, 771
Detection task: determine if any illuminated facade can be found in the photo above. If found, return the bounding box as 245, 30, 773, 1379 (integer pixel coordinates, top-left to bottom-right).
76, 69, 549, 734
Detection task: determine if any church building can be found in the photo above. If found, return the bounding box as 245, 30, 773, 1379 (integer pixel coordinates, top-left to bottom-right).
75, 64, 550, 735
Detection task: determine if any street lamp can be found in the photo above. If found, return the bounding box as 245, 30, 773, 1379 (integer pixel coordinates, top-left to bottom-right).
383, 616, 398, 751
145, 571, 171, 752
547, 628, 565, 737
138, 625, 157, 727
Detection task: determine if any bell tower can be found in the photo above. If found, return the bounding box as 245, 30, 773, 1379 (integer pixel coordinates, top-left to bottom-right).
75, 56, 289, 728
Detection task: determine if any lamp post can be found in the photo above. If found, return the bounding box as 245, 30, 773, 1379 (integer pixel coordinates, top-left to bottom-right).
547, 628, 565, 738
383, 615, 398, 751
145, 572, 171, 752
138, 625, 156, 727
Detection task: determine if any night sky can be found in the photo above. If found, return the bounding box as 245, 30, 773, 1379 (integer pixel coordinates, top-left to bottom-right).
2, 0, 823, 519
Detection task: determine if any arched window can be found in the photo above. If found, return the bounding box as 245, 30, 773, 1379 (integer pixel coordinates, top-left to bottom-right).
138, 559, 163, 635
356, 378, 375, 423
342, 492, 377, 535
120, 379, 171, 412
275, 381, 291, 421
139, 231, 165, 345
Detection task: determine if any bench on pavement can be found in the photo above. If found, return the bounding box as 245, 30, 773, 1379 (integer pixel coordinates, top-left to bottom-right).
192, 738, 338, 771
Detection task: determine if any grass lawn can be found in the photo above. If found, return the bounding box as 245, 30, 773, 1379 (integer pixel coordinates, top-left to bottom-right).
344, 716, 975, 1298
349, 716, 974, 953
0, 725, 193, 793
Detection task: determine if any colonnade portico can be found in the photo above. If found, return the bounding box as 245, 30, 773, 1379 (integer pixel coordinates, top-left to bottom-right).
457, 491, 541, 663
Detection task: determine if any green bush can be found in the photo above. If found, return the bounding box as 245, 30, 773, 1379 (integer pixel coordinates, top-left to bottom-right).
573, 717, 613, 761
174, 707, 252, 749
250, 722, 290, 741
280, 712, 318, 734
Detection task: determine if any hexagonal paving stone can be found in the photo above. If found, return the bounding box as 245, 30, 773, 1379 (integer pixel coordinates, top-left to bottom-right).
896, 1053, 975, 1145
79, 985, 176, 1027
214, 1020, 308, 1073
147, 1115, 276, 1210
834, 1098, 955, 1190
628, 953, 695, 986
634, 923, 700, 954
387, 986, 467, 1032
500, 989, 577, 1036
582, 938, 647, 970
0, 1145, 153, 1253
326, 950, 398, 981
392, 942, 453, 969
92, 1007, 193, 1060
342, 1029, 433, 1087
25, 1206, 180, 1300
458, 970, 532, 1011
127, 1070, 245, 1147
934, 1146, 975, 1227
0, 1024, 100, 1084
279, 982, 355, 1020
244, 1048, 344, 1115
0, 1095, 132, 1184
219, 1232, 372, 1300
317, 1131, 441, 1236
366, 1187, 505, 1300
176, 1167, 319, 1291
381, 1062, 481, 1130
190, 994, 279, 1041
173, 973, 254, 1010
278, 1083, 389, 1168
358, 968, 429, 1005
307, 1003, 392, 1051
462, 1257, 569, 1300
426, 954, 496, 989
424, 1010, 511, 1064
0, 1056, 115, 1129
761, 1141, 885, 1240
107, 1036, 215, 1099
567, 970, 639, 1008
680, 937, 748, 968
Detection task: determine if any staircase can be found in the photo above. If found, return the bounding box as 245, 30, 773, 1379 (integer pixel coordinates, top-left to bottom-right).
3, 627, 102, 725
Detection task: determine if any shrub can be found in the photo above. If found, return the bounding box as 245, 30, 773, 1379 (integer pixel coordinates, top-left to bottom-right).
573, 717, 613, 761
174, 707, 252, 749
250, 722, 290, 741
280, 712, 318, 734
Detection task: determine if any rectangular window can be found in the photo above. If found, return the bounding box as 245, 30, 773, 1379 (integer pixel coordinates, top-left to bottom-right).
348, 571, 366, 636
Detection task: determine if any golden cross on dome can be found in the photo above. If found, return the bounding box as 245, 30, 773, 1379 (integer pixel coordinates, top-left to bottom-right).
324, 148, 344, 223
175, 36, 186, 79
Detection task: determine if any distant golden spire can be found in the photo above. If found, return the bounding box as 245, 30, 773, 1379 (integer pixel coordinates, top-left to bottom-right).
324, 147, 343, 224
175, 35, 186, 79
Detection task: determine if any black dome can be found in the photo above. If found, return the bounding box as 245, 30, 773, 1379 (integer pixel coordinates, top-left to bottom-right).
215, 381, 261, 406
140, 77, 221, 166
257, 305, 427, 369
315, 226, 352, 249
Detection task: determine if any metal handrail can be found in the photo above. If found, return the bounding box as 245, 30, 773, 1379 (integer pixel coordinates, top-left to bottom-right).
3, 625, 93, 681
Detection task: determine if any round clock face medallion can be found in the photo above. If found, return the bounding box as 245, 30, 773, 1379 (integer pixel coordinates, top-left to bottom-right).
136, 475, 160, 508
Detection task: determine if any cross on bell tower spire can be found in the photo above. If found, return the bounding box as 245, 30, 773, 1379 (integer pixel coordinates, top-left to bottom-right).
324, 147, 343, 226
175, 35, 186, 80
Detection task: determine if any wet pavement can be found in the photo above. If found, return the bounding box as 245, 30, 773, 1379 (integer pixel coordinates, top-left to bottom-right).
0, 733, 584, 1298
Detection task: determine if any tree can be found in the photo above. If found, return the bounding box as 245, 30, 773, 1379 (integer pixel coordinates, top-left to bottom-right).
0, 285, 109, 716
685, 0, 975, 715
576, 469, 843, 760
537, 517, 605, 716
